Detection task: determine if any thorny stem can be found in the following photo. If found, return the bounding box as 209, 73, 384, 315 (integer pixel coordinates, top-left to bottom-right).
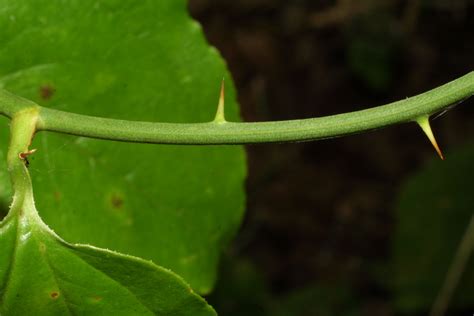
0, 68, 473, 315
0, 72, 473, 145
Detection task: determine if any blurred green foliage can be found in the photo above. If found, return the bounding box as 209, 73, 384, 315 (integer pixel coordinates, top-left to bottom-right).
393, 143, 474, 314
346, 12, 399, 92
208, 256, 360, 316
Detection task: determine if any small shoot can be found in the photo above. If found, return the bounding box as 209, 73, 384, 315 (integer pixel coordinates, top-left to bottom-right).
19, 148, 37, 167
18, 148, 37, 160
213, 79, 226, 124
416, 115, 444, 160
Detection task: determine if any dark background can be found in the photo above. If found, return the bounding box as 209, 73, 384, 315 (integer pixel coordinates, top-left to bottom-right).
188, 1, 474, 315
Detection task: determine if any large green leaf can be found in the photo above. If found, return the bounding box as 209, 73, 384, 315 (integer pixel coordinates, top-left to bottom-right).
0, 167, 215, 315
393, 143, 474, 313
0, 0, 246, 293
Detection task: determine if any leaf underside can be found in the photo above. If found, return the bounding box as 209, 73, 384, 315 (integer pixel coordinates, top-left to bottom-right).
0, 188, 216, 315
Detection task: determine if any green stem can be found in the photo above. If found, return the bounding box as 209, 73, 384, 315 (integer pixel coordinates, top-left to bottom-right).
1, 72, 473, 145
5, 108, 39, 220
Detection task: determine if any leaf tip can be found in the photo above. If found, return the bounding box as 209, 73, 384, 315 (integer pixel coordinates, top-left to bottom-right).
416, 116, 445, 160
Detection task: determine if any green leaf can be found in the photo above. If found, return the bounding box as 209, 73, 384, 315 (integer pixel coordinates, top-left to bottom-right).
0, 0, 246, 293
0, 176, 215, 315
0, 109, 215, 315
393, 143, 474, 313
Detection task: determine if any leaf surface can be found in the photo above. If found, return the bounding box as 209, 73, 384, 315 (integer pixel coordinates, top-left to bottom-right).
0, 0, 246, 293
0, 175, 215, 315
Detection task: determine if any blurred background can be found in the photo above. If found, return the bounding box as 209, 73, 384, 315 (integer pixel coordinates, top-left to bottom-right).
188, 0, 474, 315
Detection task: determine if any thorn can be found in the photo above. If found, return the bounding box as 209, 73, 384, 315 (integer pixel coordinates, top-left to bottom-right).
416, 116, 444, 160
19, 148, 37, 168
213, 78, 226, 123
19, 148, 37, 160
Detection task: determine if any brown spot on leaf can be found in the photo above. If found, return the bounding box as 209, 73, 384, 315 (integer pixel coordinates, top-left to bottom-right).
111, 194, 124, 209
92, 296, 103, 302
39, 85, 56, 100
50, 292, 59, 299
39, 242, 46, 254
54, 191, 61, 202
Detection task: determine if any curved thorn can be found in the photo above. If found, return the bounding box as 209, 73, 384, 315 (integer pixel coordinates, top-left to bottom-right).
416, 115, 444, 160
213, 79, 226, 123
18, 148, 37, 160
